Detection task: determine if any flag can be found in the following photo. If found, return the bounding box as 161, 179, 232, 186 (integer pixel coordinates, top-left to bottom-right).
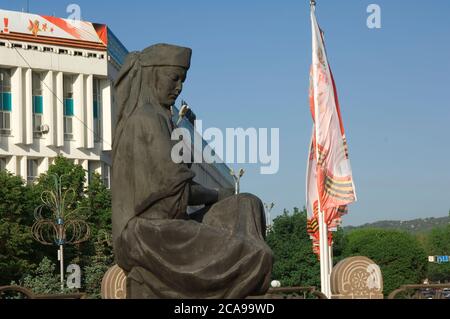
306, 7, 356, 257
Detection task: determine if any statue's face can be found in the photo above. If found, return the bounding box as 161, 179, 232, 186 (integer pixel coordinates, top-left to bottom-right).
154, 66, 187, 108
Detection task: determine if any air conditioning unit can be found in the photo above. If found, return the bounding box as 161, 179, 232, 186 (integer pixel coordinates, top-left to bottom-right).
37, 124, 50, 134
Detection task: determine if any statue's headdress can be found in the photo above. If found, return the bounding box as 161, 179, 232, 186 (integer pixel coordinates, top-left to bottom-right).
113, 43, 192, 157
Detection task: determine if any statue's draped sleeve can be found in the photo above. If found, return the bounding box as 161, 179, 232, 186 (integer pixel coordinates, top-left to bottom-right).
112, 104, 195, 244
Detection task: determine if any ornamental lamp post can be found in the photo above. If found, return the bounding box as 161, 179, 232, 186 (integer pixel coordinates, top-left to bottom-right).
230, 168, 245, 195
176, 100, 190, 126
264, 202, 275, 235
31, 174, 90, 292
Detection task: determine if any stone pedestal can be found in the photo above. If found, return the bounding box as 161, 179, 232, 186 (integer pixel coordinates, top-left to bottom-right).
101, 264, 127, 299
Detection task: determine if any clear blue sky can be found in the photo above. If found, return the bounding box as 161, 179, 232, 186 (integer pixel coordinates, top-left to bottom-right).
2, 0, 449, 226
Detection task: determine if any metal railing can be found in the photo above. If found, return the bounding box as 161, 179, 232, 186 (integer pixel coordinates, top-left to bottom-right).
388, 284, 450, 299
0, 285, 86, 299
248, 287, 328, 299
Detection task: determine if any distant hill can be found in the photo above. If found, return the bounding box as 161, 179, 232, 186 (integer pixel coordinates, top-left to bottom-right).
344, 216, 449, 234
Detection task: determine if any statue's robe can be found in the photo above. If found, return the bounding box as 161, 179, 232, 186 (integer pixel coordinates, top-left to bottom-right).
112, 102, 273, 299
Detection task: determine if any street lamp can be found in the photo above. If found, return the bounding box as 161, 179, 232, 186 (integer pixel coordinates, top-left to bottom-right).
264, 202, 275, 235
176, 100, 190, 126
230, 168, 245, 194
31, 174, 90, 292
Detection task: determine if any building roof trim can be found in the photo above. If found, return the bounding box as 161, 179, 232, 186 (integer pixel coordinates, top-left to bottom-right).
0, 9, 109, 51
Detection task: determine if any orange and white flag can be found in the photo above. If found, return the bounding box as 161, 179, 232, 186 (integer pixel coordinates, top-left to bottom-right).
306, 7, 356, 255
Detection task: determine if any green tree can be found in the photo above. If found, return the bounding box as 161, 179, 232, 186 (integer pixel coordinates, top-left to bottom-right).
266, 208, 320, 287
81, 173, 112, 236
36, 155, 86, 204
424, 225, 450, 283
21, 257, 62, 294
342, 228, 428, 295
33, 157, 89, 268
35, 158, 114, 298
78, 172, 113, 267
332, 226, 347, 265
79, 172, 114, 298
1, 155, 115, 297
0, 171, 41, 285
83, 231, 114, 298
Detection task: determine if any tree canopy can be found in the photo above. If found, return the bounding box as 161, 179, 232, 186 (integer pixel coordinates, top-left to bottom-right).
0, 170, 41, 284
0, 156, 114, 298
266, 208, 321, 287
424, 224, 450, 283
342, 228, 428, 295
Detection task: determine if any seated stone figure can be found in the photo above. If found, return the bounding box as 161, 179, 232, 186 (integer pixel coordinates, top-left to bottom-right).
112, 43, 273, 299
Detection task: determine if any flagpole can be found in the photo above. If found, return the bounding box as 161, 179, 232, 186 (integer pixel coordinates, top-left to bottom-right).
318, 206, 331, 297
310, 0, 332, 299
328, 236, 333, 294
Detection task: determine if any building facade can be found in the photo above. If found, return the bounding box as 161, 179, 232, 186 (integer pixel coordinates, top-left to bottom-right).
0, 8, 234, 191
0, 9, 127, 186
172, 107, 234, 190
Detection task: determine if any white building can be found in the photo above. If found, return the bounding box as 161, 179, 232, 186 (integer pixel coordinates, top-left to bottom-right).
0, 9, 128, 186
0, 8, 234, 191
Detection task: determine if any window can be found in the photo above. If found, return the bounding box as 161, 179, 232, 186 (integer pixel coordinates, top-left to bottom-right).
64, 101, 73, 140
63, 75, 74, 140
102, 163, 110, 189
93, 78, 102, 142
88, 161, 95, 185
0, 157, 6, 171
88, 161, 103, 185
27, 159, 38, 184
32, 72, 43, 138
0, 69, 12, 135
64, 75, 74, 99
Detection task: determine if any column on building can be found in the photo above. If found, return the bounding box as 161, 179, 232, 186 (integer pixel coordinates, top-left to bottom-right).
38, 157, 49, 175
43, 70, 55, 146
79, 159, 89, 187
56, 72, 64, 147
18, 155, 27, 181
85, 74, 94, 149
24, 68, 33, 145
0, 156, 6, 171
11, 67, 24, 145
87, 160, 101, 184
101, 79, 112, 151
102, 161, 111, 189
5, 155, 17, 174
73, 74, 85, 149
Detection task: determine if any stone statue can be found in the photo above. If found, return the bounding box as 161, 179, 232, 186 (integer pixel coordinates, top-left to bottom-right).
111, 43, 273, 299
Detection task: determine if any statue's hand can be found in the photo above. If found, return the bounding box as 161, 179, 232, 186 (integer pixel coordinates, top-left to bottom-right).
218, 188, 235, 201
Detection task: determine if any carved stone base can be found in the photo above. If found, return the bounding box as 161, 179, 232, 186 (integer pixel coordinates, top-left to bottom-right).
101, 264, 127, 299
330, 256, 384, 299
101, 265, 327, 299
